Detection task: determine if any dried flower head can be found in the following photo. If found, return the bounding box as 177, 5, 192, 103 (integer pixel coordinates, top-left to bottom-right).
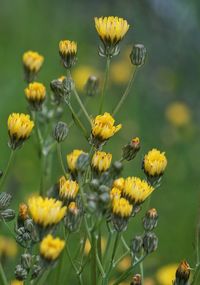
66, 149, 85, 172
143, 148, 167, 178
40, 234, 65, 261
24, 82, 46, 110
59, 176, 79, 200
28, 196, 66, 227
59, 40, 77, 69
92, 151, 112, 172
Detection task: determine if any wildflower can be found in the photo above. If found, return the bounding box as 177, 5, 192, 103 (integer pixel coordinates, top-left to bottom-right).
174, 261, 190, 285
122, 137, 140, 161
59, 176, 79, 201
24, 82, 46, 110
113, 177, 125, 190
53, 121, 68, 143
112, 197, 132, 231
0, 236, 18, 258
143, 149, 167, 178
123, 177, 154, 204
143, 208, 158, 231
130, 44, 147, 67
66, 149, 85, 172
117, 256, 131, 271
91, 112, 122, 144
50, 76, 66, 104
40, 234, 65, 261
110, 60, 132, 85
59, 40, 77, 69
143, 232, 158, 254
18, 203, 29, 221
166, 102, 191, 127
22, 51, 44, 82
8, 113, 34, 150
28, 196, 66, 227
156, 264, 178, 285
131, 235, 143, 255
95, 16, 129, 57
91, 151, 112, 172
11, 280, 24, 285
110, 187, 121, 200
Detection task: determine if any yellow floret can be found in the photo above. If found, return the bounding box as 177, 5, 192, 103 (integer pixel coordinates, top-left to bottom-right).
40, 234, 65, 261
143, 148, 167, 177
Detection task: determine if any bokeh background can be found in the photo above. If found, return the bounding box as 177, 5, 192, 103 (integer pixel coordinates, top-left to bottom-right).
0, 0, 200, 284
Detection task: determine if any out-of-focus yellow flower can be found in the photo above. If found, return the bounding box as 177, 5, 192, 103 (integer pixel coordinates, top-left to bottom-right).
166, 102, 191, 127
18, 203, 29, 221
117, 256, 131, 271
92, 112, 122, 141
113, 178, 125, 190
0, 236, 18, 258
123, 177, 154, 204
72, 66, 99, 91
66, 149, 85, 172
59, 176, 79, 200
112, 197, 132, 218
10, 280, 24, 285
59, 40, 77, 69
8, 113, 34, 149
23, 51, 44, 73
28, 196, 66, 227
156, 264, 178, 285
92, 151, 112, 172
24, 82, 46, 109
143, 149, 167, 177
40, 234, 65, 261
94, 16, 129, 47
84, 237, 106, 255
110, 61, 132, 85
110, 187, 121, 200
144, 278, 155, 285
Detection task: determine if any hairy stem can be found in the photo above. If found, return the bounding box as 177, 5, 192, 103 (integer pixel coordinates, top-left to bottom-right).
99, 57, 111, 114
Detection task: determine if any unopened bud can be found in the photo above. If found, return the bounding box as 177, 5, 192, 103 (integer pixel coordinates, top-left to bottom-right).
76, 153, 90, 172
19, 203, 29, 221
54, 121, 68, 143
21, 253, 32, 270
143, 208, 158, 231
174, 261, 190, 285
15, 264, 28, 280
0, 208, 15, 221
90, 179, 99, 191
131, 235, 143, 255
50, 78, 65, 103
130, 44, 147, 67
0, 192, 12, 210
122, 137, 140, 161
143, 232, 158, 254
64, 202, 82, 232
84, 75, 100, 97
131, 274, 142, 285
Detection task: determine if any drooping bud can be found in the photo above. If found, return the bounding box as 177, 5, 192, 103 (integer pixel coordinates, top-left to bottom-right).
143, 208, 158, 231
84, 75, 100, 97
130, 274, 142, 285
0, 192, 12, 210
130, 235, 143, 255
130, 44, 147, 67
122, 137, 140, 161
143, 232, 158, 254
174, 261, 190, 285
21, 253, 32, 270
54, 121, 68, 143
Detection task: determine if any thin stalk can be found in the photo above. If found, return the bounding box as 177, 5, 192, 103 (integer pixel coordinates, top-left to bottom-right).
113, 250, 129, 268
0, 150, 15, 190
68, 97, 89, 128
91, 233, 97, 285
99, 57, 111, 114
73, 88, 91, 125
0, 262, 7, 285
56, 143, 66, 176
37, 268, 50, 285
112, 66, 137, 116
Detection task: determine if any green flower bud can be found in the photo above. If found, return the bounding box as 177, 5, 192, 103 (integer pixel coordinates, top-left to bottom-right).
174, 261, 190, 285
130, 44, 147, 67
0, 192, 12, 210
50, 78, 65, 104
21, 253, 32, 270
0, 208, 15, 221
143, 208, 158, 231
131, 235, 143, 255
54, 121, 68, 143
90, 179, 99, 191
84, 75, 100, 97
122, 137, 140, 161
15, 264, 28, 281
63, 77, 74, 100
143, 232, 158, 254
76, 153, 90, 172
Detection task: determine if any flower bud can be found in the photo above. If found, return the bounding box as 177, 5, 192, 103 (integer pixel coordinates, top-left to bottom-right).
0, 192, 12, 210
131, 274, 142, 285
18, 203, 29, 221
90, 179, 99, 191
110, 161, 123, 178
131, 235, 143, 255
76, 153, 90, 172
59, 40, 77, 69
130, 44, 147, 67
21, 253, 32, 270
84, 75, 100, 97
122, 137, 140, 161
15, 264, 28, 280
174, 261, 190, 285
54, 121, 68, 143
64, 202, 82, 232
50, 77, 65, 104
0, 208, 15, 221
31, 264, 42, 279
143, 208, 158, 231
143, 232, 158, 254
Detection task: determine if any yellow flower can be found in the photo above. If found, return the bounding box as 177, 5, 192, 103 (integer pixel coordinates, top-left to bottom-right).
92, 112, 122, 141
28, 196, 66, 227
94, 16, 129, 47
117, 256, 131, 271
92, 151, 112, 172
113, 178, 125, 190
72, 66, 99, 91
59, 40, 77, 68
59, 176, 79, 200
112, 197, 132, 218
22, 51, 44, 73
110, 60, 132, 85
10, 280, 24, 285
143, 149, 167, 177
156, 264, 179, 285
24, 82, 46, 109
8, 113, 34, 149
166, 102, 191, 127
110, 187, 121, 200
123, 177, 154, 204
40, 234, 65, 261
66, 149, 85, 172
0, 236, 18, 258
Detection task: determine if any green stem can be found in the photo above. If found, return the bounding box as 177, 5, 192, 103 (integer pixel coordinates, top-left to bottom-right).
56, 143, 66, 176
73, 88, 91, 125
68, 98, 89, 129
0, 262, 8, 285
112, 66, 137, 116
99, 57, 111, 114
91, 233, 97, 285
0, 150, 15, 190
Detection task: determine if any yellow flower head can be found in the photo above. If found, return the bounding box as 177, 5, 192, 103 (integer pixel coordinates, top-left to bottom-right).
166, 102, 191, 127
92, 151, 112, 172
92, 112, 122, 141
59, 176, 79, 200
11, 280, 24, 285
66, 149, 85, 172
156, 264, 178, 285
28, 196, 66, 227
8, 113, 34, 149
143, 148, 167, 177
24, 82, 46, 108
110, 187, 122, 200
23, 51, 44, 73
112, 197, 132, 218
123, 177, 154, 204
94, 16, 129, 47
113, 177, 125, 190
117, 256, 132, 272
111, 60, 132, 85
59, 40, 77, 69
18, 203, 29, 221
40, 234, 65, 261
0, 236, 18, 258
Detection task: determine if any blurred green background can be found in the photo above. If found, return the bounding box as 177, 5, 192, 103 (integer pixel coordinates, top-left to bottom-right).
0, 0, 200, 284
